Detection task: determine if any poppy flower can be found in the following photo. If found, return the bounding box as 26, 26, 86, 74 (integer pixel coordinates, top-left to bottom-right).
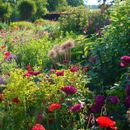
56, 70, 64, 76
96, 116, 117, 130
49, 103, 61, 112
12, 97, 20, 104
32, 123, 45, 130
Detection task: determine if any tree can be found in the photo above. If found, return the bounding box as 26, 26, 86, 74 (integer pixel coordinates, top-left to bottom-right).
47, 0, 68, 12
18, 0, 36, 20
67, 0, 84, 6
0, 3, 12, 22
34, 0, 48, 19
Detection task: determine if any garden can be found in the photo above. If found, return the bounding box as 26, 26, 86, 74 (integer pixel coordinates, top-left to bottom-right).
0, 0, 130, 130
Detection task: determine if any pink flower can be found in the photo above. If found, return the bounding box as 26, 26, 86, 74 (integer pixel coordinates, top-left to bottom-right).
56, 70, 64, 76
69, 104, 82, 112
61, 85, 77, 95
1, 32, 6, 38
120, 56, 130, 67
32, 123, 45, 130
70, 66, 79, 72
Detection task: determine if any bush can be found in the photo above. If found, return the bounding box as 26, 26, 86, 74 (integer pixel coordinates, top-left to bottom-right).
59, 6, 89, 34
10, 21, 34, 29
18, 0, 37, 20
0, 23, 8, 30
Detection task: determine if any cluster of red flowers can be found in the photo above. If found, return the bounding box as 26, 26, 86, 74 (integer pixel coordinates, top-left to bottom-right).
25, 65, 40, 76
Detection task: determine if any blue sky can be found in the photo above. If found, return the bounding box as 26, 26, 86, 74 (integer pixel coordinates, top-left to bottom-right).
87, 0, 98, 5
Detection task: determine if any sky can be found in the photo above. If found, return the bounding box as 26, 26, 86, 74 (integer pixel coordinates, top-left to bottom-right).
87, 0, 98, 5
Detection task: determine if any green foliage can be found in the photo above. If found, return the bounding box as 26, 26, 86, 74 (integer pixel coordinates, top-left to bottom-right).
47, 0, 68, 12
0, 67, 89, 130
33, 0, 48, 19
0, 3, 12, 22
0, 22, 8, 29
84, 0, 130, 86
59, 6, 89, 34
67, 0, 84, 7
10, 21, 34, 29
18, 0, 37, 20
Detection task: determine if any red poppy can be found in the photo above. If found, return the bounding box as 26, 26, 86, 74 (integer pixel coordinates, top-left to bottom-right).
96, 116, 117, 130
12, 97, 20, 104
49, 103, 61, 112
32, 123, 45, 130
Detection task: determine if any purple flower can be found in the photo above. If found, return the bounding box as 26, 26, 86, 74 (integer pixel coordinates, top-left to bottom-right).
126, 84, 130, 96
108, 96, 120, 104
0, 77, 6, 85
125, 96, 130, 107
95, 95, 105, 105
120, 56, 130, 67
69, 104, 82, 112
61, 85, 77, 95
91, 104, 102, 113
90, 95, 105, 113
7, 54, 17, 60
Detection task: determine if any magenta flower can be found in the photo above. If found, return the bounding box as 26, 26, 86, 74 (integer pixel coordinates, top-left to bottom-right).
56, 70, 64, 76
120, 56, 130, 67
91, 95, 105, 113
69, 104, 82, 112
108, 96, 120, 104
91, 104, 103, 113
61, 85, 77, 95
70, 66, 79, 72
95, 95, 105, 105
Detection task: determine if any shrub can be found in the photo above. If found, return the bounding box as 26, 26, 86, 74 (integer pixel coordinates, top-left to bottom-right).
59, 6, 89, 34
18, 0, 37, 20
